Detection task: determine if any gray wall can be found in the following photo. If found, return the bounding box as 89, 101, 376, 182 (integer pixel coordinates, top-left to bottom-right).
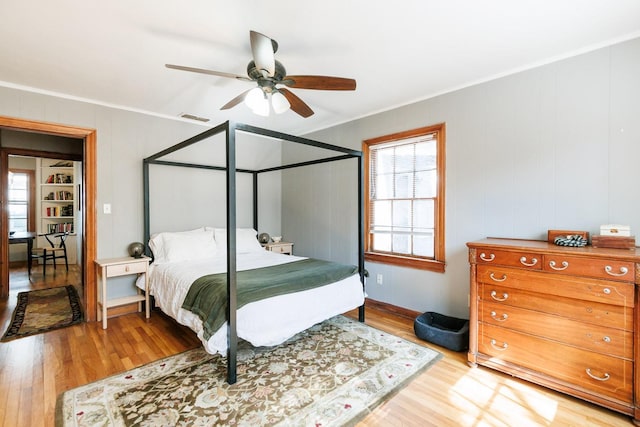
1, 36, 638, 310
0, 94, 283, 298
284, 36, 640, 319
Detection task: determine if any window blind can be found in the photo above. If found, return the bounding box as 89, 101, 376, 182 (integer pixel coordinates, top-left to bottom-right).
369, 133, 437, 258
8, 172, 29, 232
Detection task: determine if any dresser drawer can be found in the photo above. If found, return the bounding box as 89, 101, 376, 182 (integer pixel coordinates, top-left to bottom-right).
477, 265, 634, 307
543, 255, 634, 282
106, 260, 147, 277
478, 323, 633, 402
474, 248, 543, 270
480, 300, 633, 359
479, 284, 632, 330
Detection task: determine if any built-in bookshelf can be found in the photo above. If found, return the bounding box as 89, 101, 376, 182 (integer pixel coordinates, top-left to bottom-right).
36, 158, 79, 264
39, 158, 75, 234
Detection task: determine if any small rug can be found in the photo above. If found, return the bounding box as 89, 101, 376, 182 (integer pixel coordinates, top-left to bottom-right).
56, 315, 442, 426
1, 285, 83, 341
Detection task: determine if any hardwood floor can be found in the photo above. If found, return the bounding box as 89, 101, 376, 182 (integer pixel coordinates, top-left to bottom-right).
0, 266, 633, 426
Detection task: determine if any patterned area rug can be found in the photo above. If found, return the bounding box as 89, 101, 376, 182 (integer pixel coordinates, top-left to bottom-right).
56, 315, 442, 426
1, 285, 83, 341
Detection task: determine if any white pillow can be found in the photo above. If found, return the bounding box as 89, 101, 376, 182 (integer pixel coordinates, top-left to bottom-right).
149, 228, 217, 264
149, 227, 203, 260
214, 228, 264, 253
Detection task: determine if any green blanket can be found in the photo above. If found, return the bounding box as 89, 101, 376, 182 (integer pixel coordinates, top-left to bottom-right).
182, 258, 359, 340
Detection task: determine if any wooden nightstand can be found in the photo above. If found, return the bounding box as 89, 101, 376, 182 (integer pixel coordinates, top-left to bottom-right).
95, 256, 150, 329
265, 241, 294, 255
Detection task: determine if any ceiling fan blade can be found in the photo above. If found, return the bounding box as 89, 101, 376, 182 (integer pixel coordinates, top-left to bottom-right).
279, 88, 314, 118
220, 89, 253, 110
165, 64, 252, 82
282, 75, 356, 91
250, 30, 276, 77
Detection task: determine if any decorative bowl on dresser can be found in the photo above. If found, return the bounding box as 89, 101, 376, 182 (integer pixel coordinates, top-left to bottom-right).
467, 238, 640, 424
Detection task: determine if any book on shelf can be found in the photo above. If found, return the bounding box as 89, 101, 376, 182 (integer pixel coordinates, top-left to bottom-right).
45, 174, 73, 184
47, 222, 74, 233
45, 205, 73, 217
44, 191, 73, 200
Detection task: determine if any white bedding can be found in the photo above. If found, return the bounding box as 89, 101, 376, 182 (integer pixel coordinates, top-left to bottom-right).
139, 250, 365, 355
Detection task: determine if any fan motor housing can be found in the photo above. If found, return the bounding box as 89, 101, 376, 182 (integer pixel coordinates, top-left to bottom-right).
247, 60, 286, 83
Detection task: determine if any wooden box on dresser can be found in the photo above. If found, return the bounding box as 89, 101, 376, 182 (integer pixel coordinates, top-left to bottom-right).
467, 238, 640, 424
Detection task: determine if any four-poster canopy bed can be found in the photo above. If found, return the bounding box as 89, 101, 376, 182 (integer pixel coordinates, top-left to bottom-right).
142, 121, 366, 384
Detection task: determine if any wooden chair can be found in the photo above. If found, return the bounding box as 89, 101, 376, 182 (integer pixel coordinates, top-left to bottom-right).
33, 231, 69, 275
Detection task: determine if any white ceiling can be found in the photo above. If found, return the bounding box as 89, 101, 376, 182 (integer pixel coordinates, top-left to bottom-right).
2, 1, 640, 135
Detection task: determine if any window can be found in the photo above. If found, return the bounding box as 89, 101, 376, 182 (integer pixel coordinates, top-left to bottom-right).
8, 170, 35, 233
363, 123, 445, 272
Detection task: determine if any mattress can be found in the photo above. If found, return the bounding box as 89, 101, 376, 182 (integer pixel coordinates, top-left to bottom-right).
139, 250, 364, 355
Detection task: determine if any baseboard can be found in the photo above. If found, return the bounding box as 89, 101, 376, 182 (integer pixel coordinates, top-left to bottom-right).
9, 261, 27, 268
364, 298, 420, 321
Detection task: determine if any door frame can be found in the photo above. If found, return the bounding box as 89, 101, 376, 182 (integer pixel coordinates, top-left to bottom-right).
0, 116, 97, 322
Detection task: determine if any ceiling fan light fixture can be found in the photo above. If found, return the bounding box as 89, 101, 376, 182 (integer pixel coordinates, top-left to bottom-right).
246, 87, 269, 116
271, 90, 290, 114
167, 31, 355, 118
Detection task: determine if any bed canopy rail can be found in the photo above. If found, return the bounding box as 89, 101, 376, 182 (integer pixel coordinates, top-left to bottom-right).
143, 121, 365, 384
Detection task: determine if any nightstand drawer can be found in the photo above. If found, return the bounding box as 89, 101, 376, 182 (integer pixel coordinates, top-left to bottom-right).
265, 242, 293, 254
106, 260, 147, 277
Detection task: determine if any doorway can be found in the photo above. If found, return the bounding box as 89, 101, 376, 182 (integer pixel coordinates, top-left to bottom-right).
7, 154, 82, 294
0, 116, 97, 322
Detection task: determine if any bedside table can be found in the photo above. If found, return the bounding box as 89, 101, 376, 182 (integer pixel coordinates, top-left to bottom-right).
95, 256, 150, 329
265, 241, 294, 255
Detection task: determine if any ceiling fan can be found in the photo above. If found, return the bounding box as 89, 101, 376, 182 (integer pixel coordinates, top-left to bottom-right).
166, 30, 356, 118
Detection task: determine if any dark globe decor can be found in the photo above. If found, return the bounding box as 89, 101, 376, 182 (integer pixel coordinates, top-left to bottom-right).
258, 233, 270, 244
128, 242, 145, 258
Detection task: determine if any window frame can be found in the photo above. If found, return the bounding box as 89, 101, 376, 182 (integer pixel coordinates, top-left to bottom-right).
363, 123, 446, 273
8, 168, 36, 233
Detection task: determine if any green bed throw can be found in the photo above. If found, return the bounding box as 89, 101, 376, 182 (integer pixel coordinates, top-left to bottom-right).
182, 258, 359, 340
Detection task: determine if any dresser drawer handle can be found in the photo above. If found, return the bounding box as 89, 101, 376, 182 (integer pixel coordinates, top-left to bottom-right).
489, 273, 507, 282
490, 339, 508, 351
586, 368, 610, 382
603, 288, 611, 295
125, 266, 130, 272
603, 336, 611, 343
490, 311, 508, 322
490, 291, 509, 301
604, 265, 629, 277
549, 260, 569, 271
519, 256, 538, 267
480, 253, 495, 262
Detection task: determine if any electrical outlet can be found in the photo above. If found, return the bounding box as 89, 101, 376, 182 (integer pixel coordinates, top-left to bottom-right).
376, 274, 383, 285
103, 203, 111, 214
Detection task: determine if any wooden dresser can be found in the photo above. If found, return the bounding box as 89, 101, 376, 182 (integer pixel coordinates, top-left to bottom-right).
467, 238, 640, 424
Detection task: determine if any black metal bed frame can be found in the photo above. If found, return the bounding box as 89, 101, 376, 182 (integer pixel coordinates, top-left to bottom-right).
142, 121, 365, 384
